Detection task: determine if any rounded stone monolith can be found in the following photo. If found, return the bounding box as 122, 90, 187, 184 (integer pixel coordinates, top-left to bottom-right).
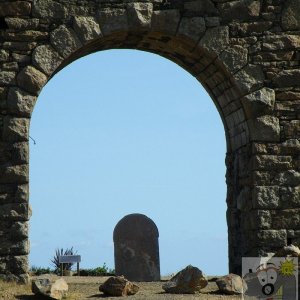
113, 213, 160, 282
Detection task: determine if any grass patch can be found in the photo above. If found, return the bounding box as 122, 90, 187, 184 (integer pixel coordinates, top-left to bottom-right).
0, 280, 32, 300
0, 279, 83, 300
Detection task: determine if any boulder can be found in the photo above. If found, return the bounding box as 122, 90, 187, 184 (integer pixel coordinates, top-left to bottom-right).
99, 276, 139, 297
32, 276, 68, 300
216, 273, 244, 295
162, 265, 208, 294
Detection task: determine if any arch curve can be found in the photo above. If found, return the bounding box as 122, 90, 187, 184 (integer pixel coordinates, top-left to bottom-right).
20, 22, 253, 152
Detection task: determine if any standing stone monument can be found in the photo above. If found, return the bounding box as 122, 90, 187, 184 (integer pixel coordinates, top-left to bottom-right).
113, 213, 160, 282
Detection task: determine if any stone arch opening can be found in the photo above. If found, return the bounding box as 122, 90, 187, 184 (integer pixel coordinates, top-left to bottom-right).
1, 0, 297, 283
29, 48, 227, 277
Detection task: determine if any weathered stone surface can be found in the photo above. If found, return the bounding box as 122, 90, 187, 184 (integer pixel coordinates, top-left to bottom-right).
205, 17, 220, 27
162, 265, 208, 294
252, 186, 279, 209
5, 18, 39, 30
220, 45, 248, 73
114, 214, 160, 282
272, 209, 300, 229
219, 0, 261, 21
257, 230, 287, 247
0, 50, 9, 62
199, 26, 229, 56
236, 187, 251, 211
73, 16, 101, 43
98, 8, 128, 35
2, 62, 18, 72
0, 71, 16, 86
282, 0, 300, 30
184, 0, 218, 15
254, 51, 294, 62
127, 3, 153, 30
274, 170, 300, 186
32, 277, 68, 300
3, 117, 29, 142
33, 0, 67, 19
262, 34, 300, 51
253, 171, 273, 185
234, 65, 265, 94
7, 88, 37, 117
233, 21, 272, 36
273, 70, 300, 88
178, 17, 206, 42
248, 115, 280, 142
3, 41, 37, 51
32, 45, 63, 76
280, 186, 300, 208
242, 88, 275, 118
0, 87, 7, 109
0, 239, 29, 256
0, 255, 28, 276
99, 276, 139, 297
12, 53, 31, 64
10, 142, 29, 164
216, 274, 244, 295
3, 31, 48, 42
50, 25, 82, 58
0, 202, 30, 220
151, 10, 180, 35
252, 155, 291, 171
283, 120, 300, 139
0, 2, 31, 17
17, 66, 47, 95
11, 222, 28, 239
250, 210, 271, 229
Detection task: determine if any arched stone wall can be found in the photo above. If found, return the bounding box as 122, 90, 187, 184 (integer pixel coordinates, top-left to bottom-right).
0, 0, 299, 282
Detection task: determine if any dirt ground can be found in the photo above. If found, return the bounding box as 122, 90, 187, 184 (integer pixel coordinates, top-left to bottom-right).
67, 276, 242, 300
2, 276, 243, 300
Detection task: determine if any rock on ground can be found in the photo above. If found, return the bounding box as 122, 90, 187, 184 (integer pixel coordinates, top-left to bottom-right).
32, 276, 68, 300
216, 274, 244, 295
162, 265, 208, 294
99, 276, 139, 297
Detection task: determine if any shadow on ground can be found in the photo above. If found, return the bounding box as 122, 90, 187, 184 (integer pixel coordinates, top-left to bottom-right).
16, 296, 47, 300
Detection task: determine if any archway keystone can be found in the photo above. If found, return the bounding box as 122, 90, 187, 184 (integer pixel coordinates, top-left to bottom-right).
0, 0, 299, 283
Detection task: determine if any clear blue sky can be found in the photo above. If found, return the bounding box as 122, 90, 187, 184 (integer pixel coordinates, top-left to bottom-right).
29, 49, 228, 276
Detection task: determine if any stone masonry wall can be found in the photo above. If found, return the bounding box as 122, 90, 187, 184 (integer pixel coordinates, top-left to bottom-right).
0, 0, 299, 282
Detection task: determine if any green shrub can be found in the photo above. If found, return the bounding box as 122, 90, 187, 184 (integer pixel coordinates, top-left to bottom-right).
79, 263, 115, 276
30, 266, 54, 276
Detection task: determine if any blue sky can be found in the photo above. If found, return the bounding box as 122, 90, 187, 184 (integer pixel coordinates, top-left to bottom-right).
29, 49, 228, 276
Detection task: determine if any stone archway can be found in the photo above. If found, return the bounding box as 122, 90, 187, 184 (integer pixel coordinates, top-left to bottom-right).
0, 0, 299, 282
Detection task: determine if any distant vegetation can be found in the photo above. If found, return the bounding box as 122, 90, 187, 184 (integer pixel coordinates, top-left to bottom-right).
29, 247, 115, 276
30, 266, 55, 276
79, 263, 115, 276
30, 263, 115, 277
